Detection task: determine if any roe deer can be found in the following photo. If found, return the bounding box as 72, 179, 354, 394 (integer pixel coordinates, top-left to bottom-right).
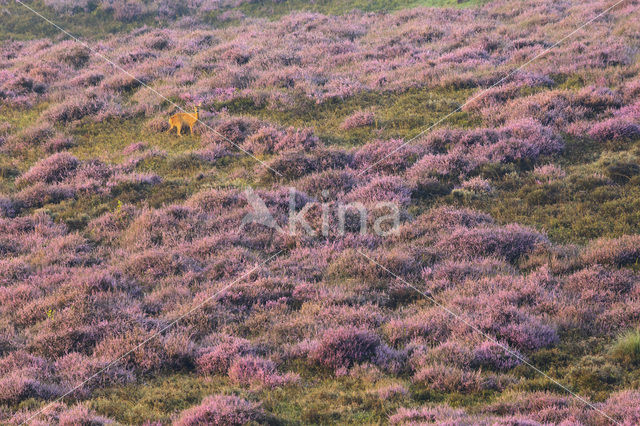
168, 103, 200, 136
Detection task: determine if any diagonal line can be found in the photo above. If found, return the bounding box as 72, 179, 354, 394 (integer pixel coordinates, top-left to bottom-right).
357, 0, 628, 176
20, 249, 283, 426
356, 249, 620, 425
13, 0, 283, 177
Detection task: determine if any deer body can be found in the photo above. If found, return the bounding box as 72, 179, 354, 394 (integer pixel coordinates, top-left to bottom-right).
168, 105, 199, 136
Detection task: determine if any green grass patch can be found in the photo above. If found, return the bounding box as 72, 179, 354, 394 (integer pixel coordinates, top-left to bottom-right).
610, 329, 640, 365
0, 0, 160, 41
235, 0, 488, 20
217, 87, 479, 148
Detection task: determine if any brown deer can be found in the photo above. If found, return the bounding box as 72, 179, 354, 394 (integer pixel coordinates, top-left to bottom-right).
168, 103, 201, 136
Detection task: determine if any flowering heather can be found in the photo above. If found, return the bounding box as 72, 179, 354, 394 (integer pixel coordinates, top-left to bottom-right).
341, 110, 375, 130
17, 152, 79, 186
309, 327, 389, 372
435, 223, 548, 263
582, 235, 640, 267
175, 395, 265, 426
353, 139, 425, 175
345, 175, 412, 206
588, 117, 640, 143
228, 355, 299, 387
1, 0, 640, 423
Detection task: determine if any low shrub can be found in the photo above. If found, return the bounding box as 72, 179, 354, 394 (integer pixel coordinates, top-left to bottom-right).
175, 395, 265, 426
341, 110, 375, 130
228, 355, 299, 387
390, 405, 467, 425
345, 175, 412, 206
583, 235, 640, 267
436, 224, 547, 263
353, 139, 424, 175
471, 341, 522, 371
196, 337, 253, 375
589, 118, 640, 142
309, 327, 386, 372
413, 364, 483, 393
17, 152, 79, 186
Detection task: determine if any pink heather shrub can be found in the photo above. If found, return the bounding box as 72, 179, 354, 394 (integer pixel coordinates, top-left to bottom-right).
575, 86, 622, 115
56, 404, 115, 425
384, 309, 451, 346
49, 41, 90, 69
242, 126, 285, 155
13, 183, 76, 210
296, 169, 358, 200
276, 127, 320, 152
582, 235, 640, 267
121, 249, 201, 282
0, 197, 16, 218
10, 122, 55, 148
196, 337, 254, 375
588, 117, 640, 142
54, 352, 134, 398
45, 134, 75, 153
42, 93, 106, 123
17, 152, 79, 186
69, 70, 105, 88
0, 351, 59, 405
341, 110, 375, 130
471, 341, 523, 371
461, 176, 492, 193
345, 175, 412, 206
0, 370, 59, 405
483, 391, 585, 424
228, 355, 299, 387
210, 116, 261, 146
175, 395, 265, 426
600, 390, 640, 425
185, 188, 245, 212
10, 402, 115, 426
376, 384, 408, 401
423, 206, 494, 230
422, 340, 473, 368
93, 328, 194, 373
534, 163, 566, 180
479, 305, 559, 351
389, 405, 467, 425
309, 327, 389, 372
485, 119, 564, 162
108, 172, 162, 190
436, 224, 547, 263
564, 265, 635, 299
623, 80, 640, 103
422, 258, 514, 291
263, 150, 316, 181
263, 148, 352, 181
413, 364, 487, 393
353, 139, 425, 175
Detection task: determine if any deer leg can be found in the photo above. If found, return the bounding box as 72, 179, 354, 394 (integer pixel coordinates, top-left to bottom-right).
190, 125, 194, 136
177, 125, 182, 136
